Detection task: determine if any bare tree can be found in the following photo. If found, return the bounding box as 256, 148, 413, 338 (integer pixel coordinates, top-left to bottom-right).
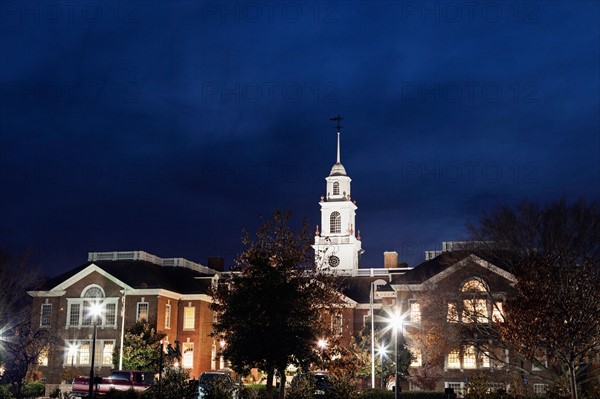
0, 250, 57, 399
469, 197, 600, 399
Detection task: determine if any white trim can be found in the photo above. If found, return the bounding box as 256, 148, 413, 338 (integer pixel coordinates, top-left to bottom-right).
28, 290, 66, 297
52, 264, 133, 292
392, 255, 516, 291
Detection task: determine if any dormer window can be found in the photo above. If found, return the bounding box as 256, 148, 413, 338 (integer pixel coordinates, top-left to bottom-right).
333, 181, 340, 195
330, 211, 341, 233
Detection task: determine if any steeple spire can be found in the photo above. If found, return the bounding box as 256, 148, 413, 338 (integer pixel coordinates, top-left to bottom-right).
330, 113, 344, 167
337, 132, 341, 163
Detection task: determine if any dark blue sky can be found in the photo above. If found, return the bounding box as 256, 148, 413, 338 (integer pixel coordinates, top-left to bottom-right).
1, 1, 599, 276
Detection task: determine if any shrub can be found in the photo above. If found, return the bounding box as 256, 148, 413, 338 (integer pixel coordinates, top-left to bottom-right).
330, 373, 359, 399
359, 390, 447, 399
22, 381, 45, 398
359, 389, 394, 399
0, 385, 13, 399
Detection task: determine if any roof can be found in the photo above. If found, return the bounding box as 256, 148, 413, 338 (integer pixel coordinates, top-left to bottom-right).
329, 162, 347, 176
42, 260, 215, 295
390, 250, 515, 285
337, 276, 388, 303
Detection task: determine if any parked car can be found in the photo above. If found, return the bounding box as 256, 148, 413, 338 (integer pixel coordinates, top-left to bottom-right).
291, 371, 333, 396
197, 371, 238, 399
71, 370, 154, 398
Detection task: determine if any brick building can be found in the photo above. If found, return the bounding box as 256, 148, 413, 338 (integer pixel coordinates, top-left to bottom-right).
27, 251, 225, 383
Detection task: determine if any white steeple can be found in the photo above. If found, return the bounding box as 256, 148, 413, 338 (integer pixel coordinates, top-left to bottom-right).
313, 115, 363, 274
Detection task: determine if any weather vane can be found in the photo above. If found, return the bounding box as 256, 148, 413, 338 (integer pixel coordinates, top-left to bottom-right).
330, 113, 344, 132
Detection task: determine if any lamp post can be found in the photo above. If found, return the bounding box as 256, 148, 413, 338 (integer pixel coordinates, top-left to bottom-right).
317, 338, 327, 369
377, 343, 387, 390
389, 311, 404, 399
88, 302, 103, 399
68, 344, 79, 383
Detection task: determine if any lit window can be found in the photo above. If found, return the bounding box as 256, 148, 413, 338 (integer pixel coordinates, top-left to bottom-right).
410, 348, 422, 367
165, 304, 171, 329
492, 302, 504, 323
332, 313, 343, 335
137, 302, 149, 322
68, 303, 81, 326
182, 342, 194, 368
79, 343, 90, 365
330, 212, 341, 234
463, 346, 476, 369
333, 181, 340, 195
463, 298, 488, 323
184, 307, 195, 329
481, 352, 490, 368
40, 304, 52, 327
409, 302, 421, 323
447, 302, 459, 323
105, 303, 116, 326
461, 278, 487, 292
447, 350, 460, 369
83, 301, 102, 326
102, 342, 114, 365
38, 349, 49, 366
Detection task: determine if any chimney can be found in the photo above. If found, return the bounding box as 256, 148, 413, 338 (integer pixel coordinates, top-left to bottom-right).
207, 257, 225, 272
383, 251, 398, 268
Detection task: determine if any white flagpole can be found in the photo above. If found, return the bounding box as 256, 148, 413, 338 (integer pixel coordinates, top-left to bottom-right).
371, 281, 375, 388
119, 289, 126, 370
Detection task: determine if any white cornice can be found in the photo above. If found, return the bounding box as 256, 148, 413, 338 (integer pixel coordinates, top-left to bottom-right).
392, 254, 516, 291
52, 264, 134, 292
27, 290, 66, 297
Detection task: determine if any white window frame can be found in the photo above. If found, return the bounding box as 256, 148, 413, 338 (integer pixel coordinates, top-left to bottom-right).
463, 346, 477, 369
447, 350, 460, 369
182, 342, 194, 368
184, 306, 195, 330
102, 341, 114, 366
331, 313, 343, 335
136, 302, 149, 322
165, 303, 171, 329
40, 303, 52, 327
409, 301, 421, 323
445, 382, 464, 398
447, 301, 459, 323
66, 298, 119, 328
330, 211, 341, 234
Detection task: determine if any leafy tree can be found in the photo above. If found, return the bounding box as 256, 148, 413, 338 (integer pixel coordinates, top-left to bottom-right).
210, 211, 341, 399
113, 321, 170, 373
469, 197, 600, 399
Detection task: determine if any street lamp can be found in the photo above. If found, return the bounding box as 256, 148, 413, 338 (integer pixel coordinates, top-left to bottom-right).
377, 343, 387, 390
389, 311, 404, 399
317, 338, 327, 369
68, 344, 79, 383
88, 302, 103, 399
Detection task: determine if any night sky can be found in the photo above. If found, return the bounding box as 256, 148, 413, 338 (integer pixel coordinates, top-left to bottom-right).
1, 1, 599, 276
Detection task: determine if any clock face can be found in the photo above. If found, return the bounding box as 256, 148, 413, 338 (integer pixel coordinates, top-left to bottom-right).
328, 256, 340, 268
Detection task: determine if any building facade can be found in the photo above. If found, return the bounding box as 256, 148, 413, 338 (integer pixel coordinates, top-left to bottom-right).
28, 252, 225, 383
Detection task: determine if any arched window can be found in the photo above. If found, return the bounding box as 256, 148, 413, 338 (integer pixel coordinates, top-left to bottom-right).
330, 211, 341, 233
81, 285, 105, 326
333, 181, 340, 195
461, 278, 489, 323
82, 285, 105, 298
461, 278, 487, 293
